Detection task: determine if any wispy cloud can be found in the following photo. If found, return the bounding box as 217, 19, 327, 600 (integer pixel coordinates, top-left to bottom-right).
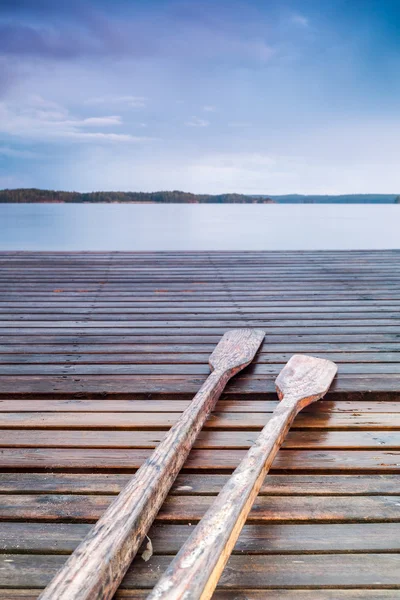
85, 96, 146, 108
203, 105, 216, 112
79, 116, 122, 127
291, 13, 309, 27
0, 97, 152, 143
185, 117, 209, 127
61, 131, 136, 142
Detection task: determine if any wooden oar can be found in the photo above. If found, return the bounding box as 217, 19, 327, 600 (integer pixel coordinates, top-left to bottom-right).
38, 328, 265, 600
148, 354, 337, 600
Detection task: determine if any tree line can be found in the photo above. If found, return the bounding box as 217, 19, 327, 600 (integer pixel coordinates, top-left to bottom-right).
0, 189, 274, 204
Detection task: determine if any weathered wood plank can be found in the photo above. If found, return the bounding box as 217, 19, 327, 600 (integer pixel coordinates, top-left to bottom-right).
1, 411, 400, 429
0, 553, 399, 588
0, 494, 399, 523
1, 375, 400, 400
1, 399, 399, 413
1, 448, 399, 472
3, 363, 400, 376
1, 319, 400, 328
1, 349, 400, 363
2, 334, 400, 345
0, 473, 398, 495
2, 352, 400, 364
1, 303, 399, 312
1, 522, 399, 554
1, 311, 399, 321
1, 429, 398, 449
2, 590, 399, 600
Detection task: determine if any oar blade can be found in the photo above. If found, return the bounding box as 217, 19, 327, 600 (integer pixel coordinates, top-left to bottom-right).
209, 329, 265, 375
275, 354, 337, 407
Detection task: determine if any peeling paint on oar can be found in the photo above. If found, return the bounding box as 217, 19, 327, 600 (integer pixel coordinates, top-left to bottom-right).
38, 328, 265, 600
148, 354, 337, 600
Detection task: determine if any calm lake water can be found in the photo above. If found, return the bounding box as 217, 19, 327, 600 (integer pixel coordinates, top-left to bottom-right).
0, 203, 399, 251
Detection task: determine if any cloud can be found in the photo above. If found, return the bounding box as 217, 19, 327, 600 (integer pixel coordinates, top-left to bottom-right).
80, 116, 122, 126
0, 2, 276, 69
85, 96, 146, 108
185, 117, 209, 127
0, 23, 99, 59
203, 105, 216, 112
0, 97, 152, 144
0, 9, 157, 61
248, 41, 275, 62
291, 14, 309, 27
61, 131, 136, 142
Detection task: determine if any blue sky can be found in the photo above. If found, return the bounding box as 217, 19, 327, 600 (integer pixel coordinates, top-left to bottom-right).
0, 0, 399, 194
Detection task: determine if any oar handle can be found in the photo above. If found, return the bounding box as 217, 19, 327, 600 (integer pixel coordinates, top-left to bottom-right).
38, 368, 229, 600
148, 398, 300, 600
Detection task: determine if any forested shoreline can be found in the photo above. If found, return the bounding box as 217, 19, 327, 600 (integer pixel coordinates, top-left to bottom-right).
0, 189, 274, 204
1, 189, 399, 203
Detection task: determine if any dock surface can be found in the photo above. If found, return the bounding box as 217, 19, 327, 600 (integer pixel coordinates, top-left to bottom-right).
0, 250, 399, 598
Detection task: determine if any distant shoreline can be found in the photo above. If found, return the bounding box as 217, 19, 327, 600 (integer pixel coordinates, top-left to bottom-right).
0, 189, 398, 204
0, 189, 275, 204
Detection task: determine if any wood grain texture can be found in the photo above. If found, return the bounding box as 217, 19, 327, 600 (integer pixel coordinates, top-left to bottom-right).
37, 329, 264, 600
4, 592, 400, 600
2, 428, 399, 449
1, 448, 400, 472
148, 356, 337, 599
2, 493, 399, 523
4, 411, 400, 429
0, 473, 399, 495
2, 399, 400, 413
1, 251, 400, 598
2, 553, 400, 588
3, 522, 400, 554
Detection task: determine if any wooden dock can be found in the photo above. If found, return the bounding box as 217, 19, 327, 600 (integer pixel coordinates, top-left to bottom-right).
0, 250, 399, 598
